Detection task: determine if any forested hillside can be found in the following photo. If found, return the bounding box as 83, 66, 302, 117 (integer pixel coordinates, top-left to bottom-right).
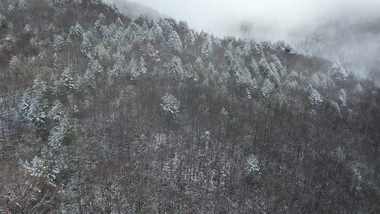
0, 1, 379, 213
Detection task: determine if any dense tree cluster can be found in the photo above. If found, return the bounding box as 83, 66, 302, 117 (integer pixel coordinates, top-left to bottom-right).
0, 0, 379, 213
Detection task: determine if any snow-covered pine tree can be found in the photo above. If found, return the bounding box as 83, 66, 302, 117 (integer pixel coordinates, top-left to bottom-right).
53, 35, 65, 52
24, 24, 32, 33
8, 0, 15, 12
69, 22, 84, 40
329, 61, 348, 84
169, 56, 184, 80
268, 62, 281, 85
151, 23, 164, 41
127, 58, 138, 80
261, 78, 275, 97
250, 58, 259, 74
88, 59, 103, 74
168, 30, 182, 53
19, 78, 48, 128
48, 100, 64, 122
161, 93, 180, 118
81, 31, 93, 55
235, 64, 257, 96
258, 57, 270, 75
18, 0, 27, 10
309, 87, 323, 106
339, 89, 347, 107
201, 36, 213, 57
139, 57, 147, 75
9, 56, 20, 70
94, 13, 106, 31
109, 51, 126, 78
56, 67, 75, 98
49, 111, 74, 148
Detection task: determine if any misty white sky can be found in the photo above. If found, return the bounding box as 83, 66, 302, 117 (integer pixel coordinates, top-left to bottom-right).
106, 0, 380, 42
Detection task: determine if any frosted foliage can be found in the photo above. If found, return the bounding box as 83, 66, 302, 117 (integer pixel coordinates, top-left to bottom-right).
311, 73, 320, 86
168, 30, 182, 53
272, 56, 284, 76
269, 62, 281, 85
48, 100, 64, 122
339, 89, 347, 106
250, 58, 259, 73
152, 23, 163, 39
81, 31, 93, 54
60, 68, 75, 90
220, 107, 229, 119
98, 13, 106, 23
259, 57, 270, 75
169, 56, 184, 79
242, 41, 252, 57
311, 73, 328, 89
94, 13, 106, 30
10, 56, 20, 70
129, 58, 139, 80
247, 154, 260, 172
185, 30, 195, 46
224, 50, 234, 65
74, 0, 82, 5
49, 115, 72, 148
94, 44, 107, 60
91, 0, 102, 6
236, 66, 257, 91
287, 80, 298, 89
69, 22, 83, 40
19, 0, 27, 10
139, 57, 147, 75
331, 101, 341, 117
261, 79, 275, 97
53, 52, 60, 69
20, 79, 48, 125
109, 52, 125, 77
309, 88, 323, 106
81, 60, 102, 88
289, 70, 299, 81
8, 0, 15, 12
116, 17, 123, 26
88, 59, 103, 74
101, 23, 126, 45
255, 42, 264, 54
159, 19, 174, 38
201, 37, 213, 57
329, 61, 348, 83
161, 93, 180, 117
82, 68, 96, 88
336, 147, 345, 161
53, 35, 65, 52
24, 24, 31, 33
47, 0, 56, 8
275, 40, 297, 53
26, 154, 50, 177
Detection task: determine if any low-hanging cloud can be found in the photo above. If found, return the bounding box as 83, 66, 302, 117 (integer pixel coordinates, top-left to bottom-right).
106, 0, 380, 40
106, 0, 380, 83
